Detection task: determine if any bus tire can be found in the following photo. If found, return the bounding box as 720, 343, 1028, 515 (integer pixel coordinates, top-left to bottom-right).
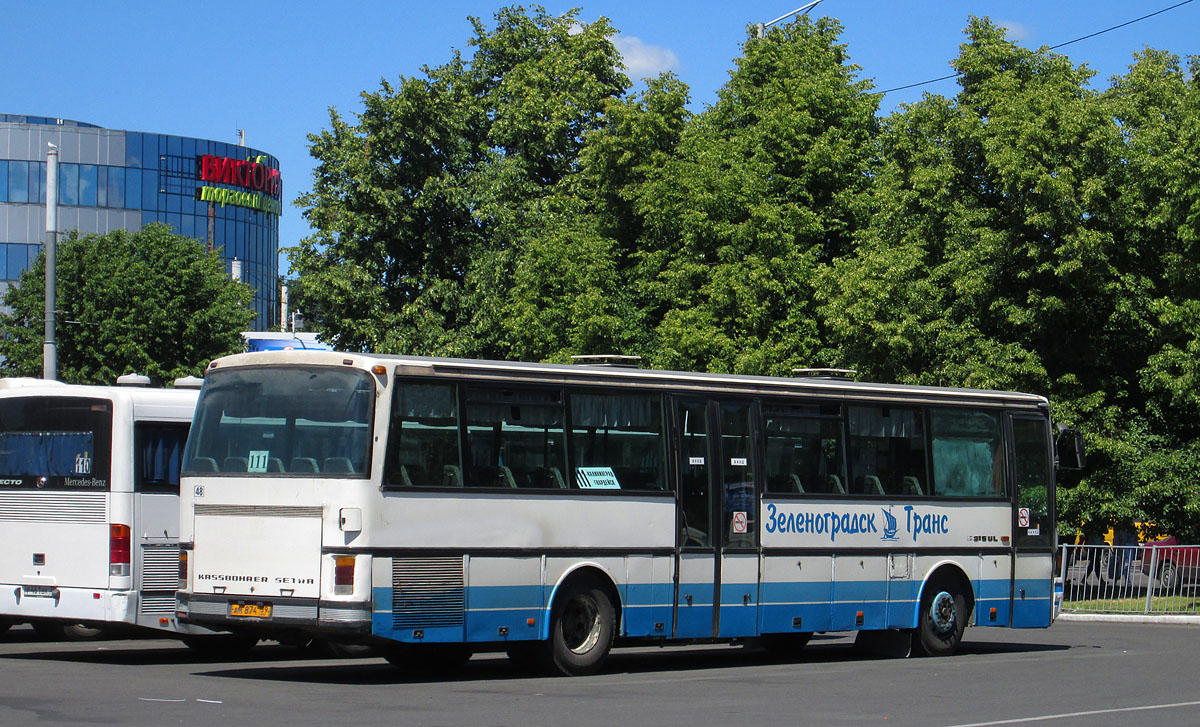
181, 634, 259, 656
916, 581, 966, 657
0, 618, 12, 635
62, 623, 106, 641
548, 578, 615, 676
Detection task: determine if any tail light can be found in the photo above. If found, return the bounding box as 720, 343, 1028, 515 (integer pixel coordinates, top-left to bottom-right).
334, 556, 355, 595
110, 524, 131, 577
178, 550, 188, 589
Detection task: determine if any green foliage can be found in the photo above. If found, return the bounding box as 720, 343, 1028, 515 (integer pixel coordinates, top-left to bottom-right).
638, 18, 878, 375
289, 5, 630, 356
291, 8, 1200, 540
0, 224, 253, 385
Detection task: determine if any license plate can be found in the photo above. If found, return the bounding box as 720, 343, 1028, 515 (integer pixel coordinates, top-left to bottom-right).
229, 602, 272, 618
22, 585, 57, 598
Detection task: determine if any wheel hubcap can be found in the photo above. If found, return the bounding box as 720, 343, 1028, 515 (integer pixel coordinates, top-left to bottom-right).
930, 590, 956, 633
562, 594, 602, 655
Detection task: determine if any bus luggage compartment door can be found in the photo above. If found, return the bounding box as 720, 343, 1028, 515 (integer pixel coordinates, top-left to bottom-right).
192, 506, 323, 600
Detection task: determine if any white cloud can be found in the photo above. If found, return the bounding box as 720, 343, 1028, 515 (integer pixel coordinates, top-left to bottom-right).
995, 19, 1034, 44
612, 34, 680, 78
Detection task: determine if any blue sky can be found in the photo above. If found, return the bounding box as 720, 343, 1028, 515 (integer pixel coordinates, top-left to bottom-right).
4, 1, 1197, 276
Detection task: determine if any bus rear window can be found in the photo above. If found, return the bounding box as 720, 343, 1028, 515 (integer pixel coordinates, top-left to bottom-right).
0, 396, 113, 490
183, 367, 375, 477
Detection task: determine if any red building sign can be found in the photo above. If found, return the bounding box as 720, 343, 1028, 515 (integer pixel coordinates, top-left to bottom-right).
199, 154, 281, 197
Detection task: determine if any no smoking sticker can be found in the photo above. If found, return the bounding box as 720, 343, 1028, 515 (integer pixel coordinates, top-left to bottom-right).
1018, 508, 1030, 528
732, 511, 748, 534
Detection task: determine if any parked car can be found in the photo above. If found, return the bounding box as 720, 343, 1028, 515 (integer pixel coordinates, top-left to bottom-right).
1140, 537, 1200, 591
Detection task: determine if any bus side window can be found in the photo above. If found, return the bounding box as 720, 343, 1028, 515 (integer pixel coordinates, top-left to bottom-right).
847, 405, 927, 497
930, 408, 1005, 498
761, 402, 846, 495
385, 382, 461, 489
463, 386, 566, 490
135, 422, 189, 494
570, 391, 666, 491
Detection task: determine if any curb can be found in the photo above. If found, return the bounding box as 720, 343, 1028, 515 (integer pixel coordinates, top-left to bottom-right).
1057, 613, 1200, 625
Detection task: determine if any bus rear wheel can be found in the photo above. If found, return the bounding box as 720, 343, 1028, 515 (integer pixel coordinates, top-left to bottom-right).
916, 582, 966, 657
548, 578, 615, 676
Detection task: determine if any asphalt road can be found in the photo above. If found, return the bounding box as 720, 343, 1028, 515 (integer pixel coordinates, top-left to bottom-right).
1, 621, 1197, 727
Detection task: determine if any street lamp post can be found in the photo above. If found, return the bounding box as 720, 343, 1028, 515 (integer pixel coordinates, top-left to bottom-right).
44, 143, 58, 381
756, 1, 825, 37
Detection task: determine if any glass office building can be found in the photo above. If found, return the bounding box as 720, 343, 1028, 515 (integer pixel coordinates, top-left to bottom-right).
0, 114, 280, 329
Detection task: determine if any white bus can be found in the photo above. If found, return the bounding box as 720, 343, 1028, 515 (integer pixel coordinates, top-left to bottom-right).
0, 376, 239, 646
176, 351, 1083, 674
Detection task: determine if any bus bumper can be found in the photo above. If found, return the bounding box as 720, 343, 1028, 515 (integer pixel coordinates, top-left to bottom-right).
0, 582, 135, 626
176, 592, 372, 635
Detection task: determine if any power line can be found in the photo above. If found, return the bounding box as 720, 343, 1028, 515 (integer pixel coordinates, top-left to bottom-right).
875, 0, 1195, 96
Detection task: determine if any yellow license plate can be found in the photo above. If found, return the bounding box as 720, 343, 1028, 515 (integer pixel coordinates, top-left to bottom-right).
229, 602, 272, 618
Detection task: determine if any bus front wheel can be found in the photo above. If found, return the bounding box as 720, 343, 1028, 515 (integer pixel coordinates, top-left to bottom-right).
548, 579, 615, 676
916, 582, 966, 657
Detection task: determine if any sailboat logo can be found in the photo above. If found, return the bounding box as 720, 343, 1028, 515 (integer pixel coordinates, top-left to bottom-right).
881, 507, 899, 541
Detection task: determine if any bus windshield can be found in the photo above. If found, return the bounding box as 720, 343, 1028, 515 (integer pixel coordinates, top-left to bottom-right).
182, 366, 375, 477
0, 396, 113, 490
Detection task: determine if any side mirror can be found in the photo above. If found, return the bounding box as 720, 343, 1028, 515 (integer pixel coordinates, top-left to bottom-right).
1055, 424, 1086, 471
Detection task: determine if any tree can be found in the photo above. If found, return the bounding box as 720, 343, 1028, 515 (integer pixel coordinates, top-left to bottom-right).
0, 224, 254, 385
817, 18, 1200, 539
289, 6, 629, 355
636, 17, 878, 375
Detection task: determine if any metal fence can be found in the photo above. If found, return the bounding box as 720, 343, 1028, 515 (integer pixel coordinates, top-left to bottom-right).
1059, 543, 1200, 615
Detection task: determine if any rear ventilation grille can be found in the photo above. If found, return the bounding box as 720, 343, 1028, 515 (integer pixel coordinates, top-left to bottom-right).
139, 595, 176, 615
0, 492, 106, 523
194, 504, 323, 518
392, 557, 465, 629
140, 545, 180, 590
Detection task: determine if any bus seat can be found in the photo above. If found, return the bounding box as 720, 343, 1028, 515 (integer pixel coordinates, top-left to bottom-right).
323, 457, 355, 474
268, 458, 285, 473
190, 456, 218, 472
476, 465, 516, 488
902, 476, 924, 496
681, 525, 708, 547
289, 457, 319, 473
223, 457, 248, 472
826, 474, 846, 494
727, 530, 755, 548
443, 465, 463, 487
860, 475, 885, 495
790, 474, 804, 493
543, 467, 567, 488
398, 465, 413, 486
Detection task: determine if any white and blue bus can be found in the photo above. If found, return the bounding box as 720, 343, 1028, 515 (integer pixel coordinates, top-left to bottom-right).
176, 351, 1082, 674
0, 376, 237, 643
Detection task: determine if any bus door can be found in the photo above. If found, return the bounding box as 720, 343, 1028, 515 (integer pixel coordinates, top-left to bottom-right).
673, 398, 761, 639
132, 422, 190, 621
1008, 414, 1054, 628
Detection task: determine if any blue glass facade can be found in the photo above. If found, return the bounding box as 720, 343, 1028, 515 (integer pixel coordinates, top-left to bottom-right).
0, 115, 280, 329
